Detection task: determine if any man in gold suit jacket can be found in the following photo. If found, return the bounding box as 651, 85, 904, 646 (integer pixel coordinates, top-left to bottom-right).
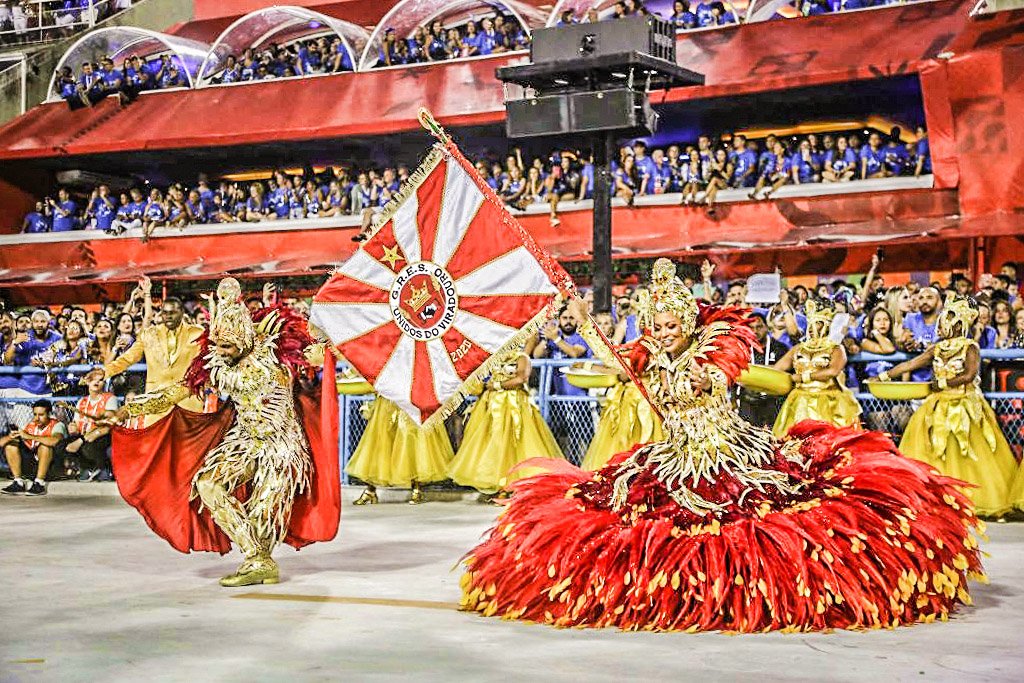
104, 296, 204, 425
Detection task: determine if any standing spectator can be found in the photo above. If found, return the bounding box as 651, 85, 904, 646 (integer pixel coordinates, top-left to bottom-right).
479, 17, 502, 55
1, 399, 66, 496
728, 134, 757, 189
972, 302, 997, 349
64, 368, 118, 481
650, 147, 674, 194
48, 188, 78, 232
860, 132, 887, 180
85, 185, 117, 231
21, 201, 50, 233
992, 300, 1016, 349
88, 318, 118, 364
736, 312, 789, 427
901, 285, 942, 380
532, 308, 592, 465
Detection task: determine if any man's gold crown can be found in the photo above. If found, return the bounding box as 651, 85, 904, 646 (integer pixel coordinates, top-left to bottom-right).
405, 283, 432, 312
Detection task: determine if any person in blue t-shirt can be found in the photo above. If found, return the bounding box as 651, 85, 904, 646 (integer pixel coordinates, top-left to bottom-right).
75, 61, 104, 107
141, 188, 167, 242
219, 55, 241, 83
425, 24, 448, 61
268, 173, 292, 219
749, 141, 792, 200
48, 189, 78, 232
757, 134, 778, 176
533, 307, 593, 464
631, 141, 657, 195
650, 148, 675, 194
694, 1, 715, 26
914, 127, 931, 177
86, 185, 117, 231
790, 139, 821, 185
109, 187, 145, 234
900, 286, 942, 381
478, 17, 503, 55
21, 202, 50, 234
328, 38, 354, 72
728, 134, 758, 188
860, 132, 888, 179
670, 0, 699, 28
882, 127, 909, 176
159, 63, 187, 89
461, 20, 483, 56
185, 190, 207, 224
823, 136, 857, 182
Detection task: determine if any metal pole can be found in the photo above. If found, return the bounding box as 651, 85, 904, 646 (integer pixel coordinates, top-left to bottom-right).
19, 56, 27, 115
591, 131, 614, 313
88, 0, 96, 28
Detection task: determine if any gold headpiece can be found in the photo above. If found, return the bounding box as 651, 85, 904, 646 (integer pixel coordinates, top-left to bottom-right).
637, 258, 699, 337
804, 298, 836, 339
207, 277, 255, 350
938, 294, 978, 338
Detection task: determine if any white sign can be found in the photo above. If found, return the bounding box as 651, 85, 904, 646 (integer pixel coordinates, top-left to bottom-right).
746, 273, 781, 304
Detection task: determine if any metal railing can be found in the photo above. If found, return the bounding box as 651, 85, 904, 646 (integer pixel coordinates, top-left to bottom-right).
0, 1, 120, 46
2, 352, 1023, 480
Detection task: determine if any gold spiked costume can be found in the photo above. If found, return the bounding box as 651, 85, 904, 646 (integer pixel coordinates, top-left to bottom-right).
126, 279, 311, 586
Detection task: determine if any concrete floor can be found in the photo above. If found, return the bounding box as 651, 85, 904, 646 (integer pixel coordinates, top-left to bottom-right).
2, 484, 1024, 683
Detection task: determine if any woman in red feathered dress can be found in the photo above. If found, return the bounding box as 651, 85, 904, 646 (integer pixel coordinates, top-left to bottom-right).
461, 259, 984, 632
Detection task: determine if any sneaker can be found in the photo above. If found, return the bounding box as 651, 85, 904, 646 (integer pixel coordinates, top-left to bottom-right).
1, 481, 26, 495
25, 481, 47, 496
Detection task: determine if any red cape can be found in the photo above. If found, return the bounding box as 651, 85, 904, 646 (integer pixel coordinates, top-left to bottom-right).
111, 361, 340, 554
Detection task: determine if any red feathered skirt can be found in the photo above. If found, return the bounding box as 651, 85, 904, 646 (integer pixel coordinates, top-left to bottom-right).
461, 421, 985, 632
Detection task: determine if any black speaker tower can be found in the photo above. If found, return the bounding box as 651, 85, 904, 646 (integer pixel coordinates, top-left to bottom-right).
496, 15, 703, 311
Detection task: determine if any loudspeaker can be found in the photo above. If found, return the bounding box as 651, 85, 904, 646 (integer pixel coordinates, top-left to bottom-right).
531, 15, 675, 65
506, 89, 658, 138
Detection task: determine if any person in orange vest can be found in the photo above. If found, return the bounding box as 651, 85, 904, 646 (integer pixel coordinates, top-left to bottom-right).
65, 367, 119, 482
1, 399, 68, 496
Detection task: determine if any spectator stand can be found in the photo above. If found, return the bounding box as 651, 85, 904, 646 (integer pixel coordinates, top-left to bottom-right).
46, 26, 209, 103
545, 0, 744, 30
195, 6, 369, 87
358, 0, 545, 71
0, 1, 119, 47
746, 0, 937, 22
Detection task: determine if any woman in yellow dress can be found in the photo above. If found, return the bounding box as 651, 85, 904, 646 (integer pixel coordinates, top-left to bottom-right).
348, 396, 454, 505
881, 294, 1017, 517
772, 298, 861, 436
581, 350, 663, 471
448, 344, 563, 494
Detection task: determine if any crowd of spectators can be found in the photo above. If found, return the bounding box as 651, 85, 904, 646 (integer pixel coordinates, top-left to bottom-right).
18, 124, 932, 237
375, 14, 530, 68
55, 52, 189, 109
208, 37, 355, 84
1, 1, 130, 46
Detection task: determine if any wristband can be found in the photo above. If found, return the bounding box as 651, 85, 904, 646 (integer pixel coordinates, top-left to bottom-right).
877, 371, 891, 382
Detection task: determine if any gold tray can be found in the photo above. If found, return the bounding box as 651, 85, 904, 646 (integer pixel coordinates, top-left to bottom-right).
865, 380, 931, 400
737, 365, 793, 396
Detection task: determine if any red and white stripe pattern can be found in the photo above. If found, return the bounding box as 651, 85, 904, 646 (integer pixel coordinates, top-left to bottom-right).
312, 147, 562, 424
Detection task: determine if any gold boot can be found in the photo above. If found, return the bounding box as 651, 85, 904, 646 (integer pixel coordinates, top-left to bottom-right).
408, 482, 422, 505
220, 557, 279, 587
353, 487, 378, 506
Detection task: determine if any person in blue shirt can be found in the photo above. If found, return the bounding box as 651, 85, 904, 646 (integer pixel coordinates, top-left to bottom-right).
48, 189, 78, 232
302, 180, 324, 218
790, 139, 821, 185
56, 66, 79, 107
631, 141, 657, 195
728, 134, 758, 188
1, 310, 63, 395
972, 302, 998, 349
694, 1, 715, 26
86, 185, 117, 231
461, 20, 483, 56
98, 57, 121, 94
532, 308, 593, 465
882, 127, 909, 176
75, 61, 104, 107
185, 190, 207, 224
478, 17, 503, 55
900, 286, 942, 381
22, 202, 50, 233
669, 0, 699, 28
219, 55, 241, 83
425, 23, 449, 61
709, 2, 738, 25
860, 132, 888, 179
141, 188, 167, 242
822, 135, 857, 182
159, 63, 187, 89
749, 140, 792, 200
649, 148, 675, 194
110, 187, 145, 234
327, 38, 354, 72
757, 134, 778, 176
914, 126, 932, 177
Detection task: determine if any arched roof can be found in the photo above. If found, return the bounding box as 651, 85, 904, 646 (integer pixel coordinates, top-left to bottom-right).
48, 27, 210, 100
359, 0, 547, 71
196, 6, 370, 84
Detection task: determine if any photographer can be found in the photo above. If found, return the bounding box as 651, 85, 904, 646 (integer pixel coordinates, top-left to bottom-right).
1, 399, 67, 496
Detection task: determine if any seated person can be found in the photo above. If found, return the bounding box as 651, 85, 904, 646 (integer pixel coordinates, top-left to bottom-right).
1, 399, 67, 496
65, 368, 119, 481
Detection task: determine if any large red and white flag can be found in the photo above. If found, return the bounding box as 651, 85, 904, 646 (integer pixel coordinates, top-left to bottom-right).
311, 125, 574, 425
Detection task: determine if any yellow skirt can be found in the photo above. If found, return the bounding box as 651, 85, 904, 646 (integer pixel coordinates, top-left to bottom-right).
773, 384, 862, 437
346, 398, 453, 488
448, 387, 564, 493
582, 381, 663, 471
899, 389, 1016, 517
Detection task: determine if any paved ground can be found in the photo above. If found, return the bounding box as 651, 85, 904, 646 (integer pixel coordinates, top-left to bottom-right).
2, 483, 1024, 683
